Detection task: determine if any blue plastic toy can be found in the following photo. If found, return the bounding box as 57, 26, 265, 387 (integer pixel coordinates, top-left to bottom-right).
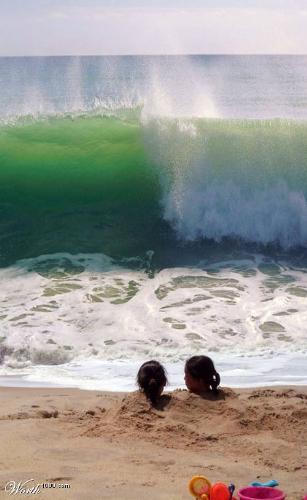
250, 480, 279, 488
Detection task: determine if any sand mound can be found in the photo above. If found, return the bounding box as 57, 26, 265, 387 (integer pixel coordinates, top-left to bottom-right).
0, 386, 306, 500
69, 387, 306, 473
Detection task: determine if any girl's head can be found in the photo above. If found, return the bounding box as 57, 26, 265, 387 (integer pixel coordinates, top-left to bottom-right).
137, 360, 167, 405
185, 356, 220, 395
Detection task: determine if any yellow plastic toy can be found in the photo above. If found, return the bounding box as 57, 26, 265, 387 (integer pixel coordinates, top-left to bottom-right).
189, 476, 212, 500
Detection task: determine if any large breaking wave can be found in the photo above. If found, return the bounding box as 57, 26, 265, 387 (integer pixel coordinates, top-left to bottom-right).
1, 112, 307, 267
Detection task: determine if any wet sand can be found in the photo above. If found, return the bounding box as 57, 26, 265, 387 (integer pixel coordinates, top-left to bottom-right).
0, 386, 306, 499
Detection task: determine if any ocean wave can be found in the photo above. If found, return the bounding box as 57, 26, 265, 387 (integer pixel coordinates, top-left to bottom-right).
0, 113, 307, 264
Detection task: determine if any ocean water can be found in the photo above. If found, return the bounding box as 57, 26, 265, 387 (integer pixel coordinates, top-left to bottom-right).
0, 55, 307, 389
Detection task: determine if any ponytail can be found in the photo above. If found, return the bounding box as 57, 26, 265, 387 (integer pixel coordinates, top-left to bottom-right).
145, 378, 159, 405
185, 356, 221, 393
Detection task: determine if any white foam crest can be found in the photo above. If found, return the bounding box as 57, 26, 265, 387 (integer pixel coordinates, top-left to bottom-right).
165, 180, 307, 248
142, 113, 307, 249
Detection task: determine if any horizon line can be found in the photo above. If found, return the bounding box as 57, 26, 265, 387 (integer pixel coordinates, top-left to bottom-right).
1, 53, 307, 58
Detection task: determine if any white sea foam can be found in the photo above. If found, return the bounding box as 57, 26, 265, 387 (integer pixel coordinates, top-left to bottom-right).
0, 355, 306, 391
0, 253, 306, 388
164, 180, 307, 248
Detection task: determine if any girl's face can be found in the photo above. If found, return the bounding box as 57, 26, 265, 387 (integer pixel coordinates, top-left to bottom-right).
184, 368, 207, 394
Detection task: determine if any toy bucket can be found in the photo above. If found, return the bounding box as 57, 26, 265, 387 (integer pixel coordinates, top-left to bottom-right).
238, 486, 286, 500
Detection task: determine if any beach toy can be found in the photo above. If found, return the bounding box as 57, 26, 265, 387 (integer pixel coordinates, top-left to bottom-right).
229, 484, 235, 498
250, 481, 278, 488
189, 476, 237, 500
189, 476, 212, 499
211, 482, 232, 500
238, 486, 286, 500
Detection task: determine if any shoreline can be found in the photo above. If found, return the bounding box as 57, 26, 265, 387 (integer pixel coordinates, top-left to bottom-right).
1, 352, 306, 391
0, 385, 306, 499
1, 379, 307, 391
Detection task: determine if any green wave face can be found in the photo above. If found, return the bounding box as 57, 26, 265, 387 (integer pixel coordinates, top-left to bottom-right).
0, 115, 163, 265
1, 114, 307, 267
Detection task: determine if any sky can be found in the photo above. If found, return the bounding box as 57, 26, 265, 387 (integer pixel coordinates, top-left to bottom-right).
1, 0, 307, 56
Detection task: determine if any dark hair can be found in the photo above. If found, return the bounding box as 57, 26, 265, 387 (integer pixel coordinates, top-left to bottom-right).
137, 360, 167, 405
185, 355, 220, 394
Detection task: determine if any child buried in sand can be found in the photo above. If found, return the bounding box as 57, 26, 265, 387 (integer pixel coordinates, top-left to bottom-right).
185, 355, 220, 396
137, 360, 167, 405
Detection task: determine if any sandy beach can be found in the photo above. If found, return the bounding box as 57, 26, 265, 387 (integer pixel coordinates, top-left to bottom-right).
0, 386, 306, 499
